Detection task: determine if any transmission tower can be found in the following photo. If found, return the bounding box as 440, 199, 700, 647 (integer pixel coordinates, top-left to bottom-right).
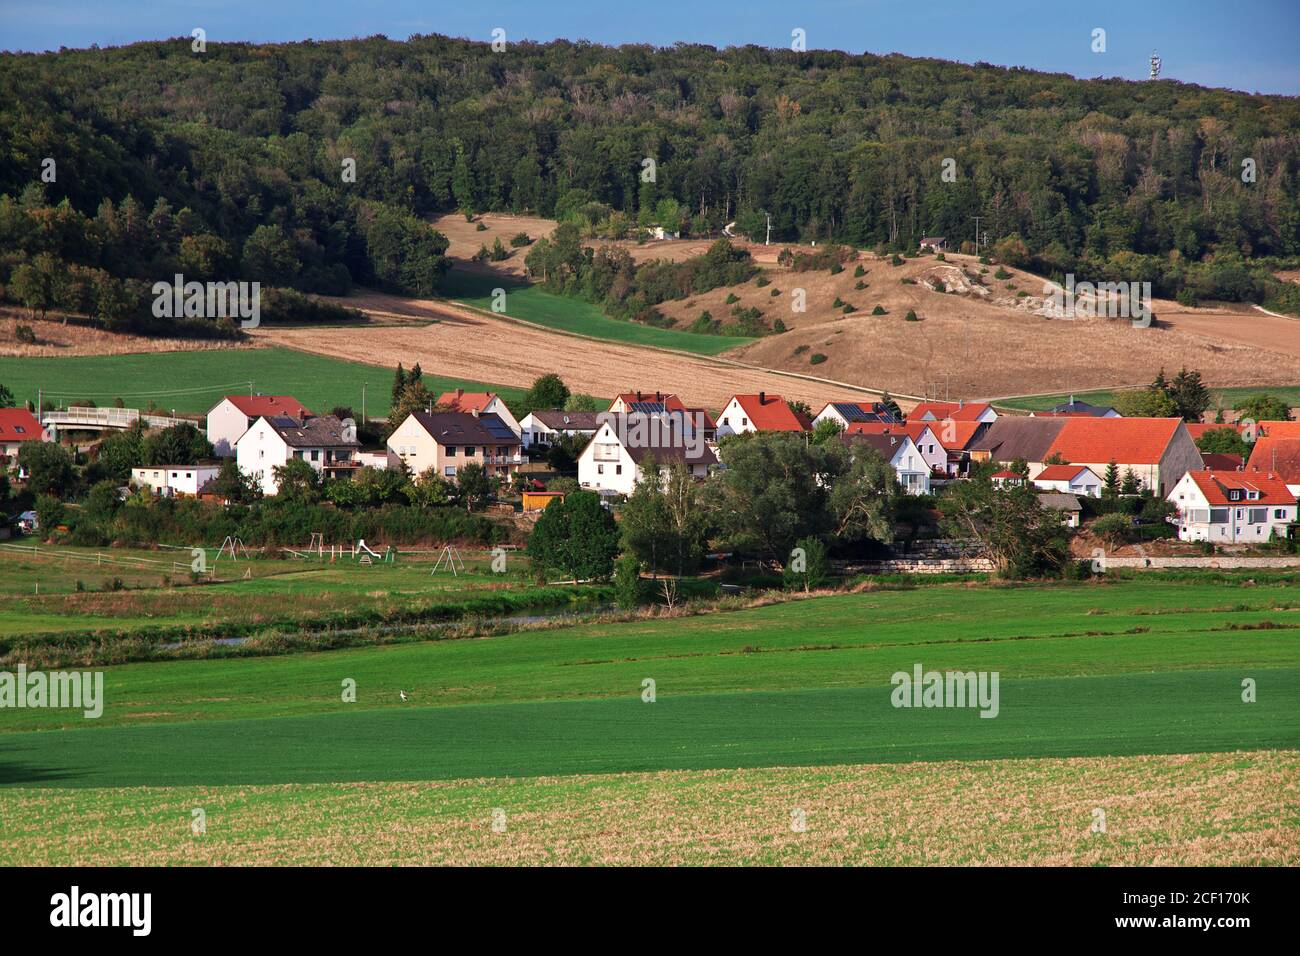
1149, 50, 1162, 81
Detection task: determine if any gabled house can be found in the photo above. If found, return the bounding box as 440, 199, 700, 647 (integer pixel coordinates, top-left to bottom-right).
909, 400, 997, 424
436, 390, 521, 437
1166, 470, 1297, 543
608, 391, 687, 415
519, 410, 601, 450
844, 422, 946, 479
207, 395, 310, 457
0, 407, 47, 477
716, 393, 811, 437
388, 411, 524, 484
1031, 464, 1103, 498
577, 414, 717, 496
919, 237, 947, 252
1037, 492, 1083, 527
813, 401, 903, 430
840, 432, 931, 495
236, 414, 359, 495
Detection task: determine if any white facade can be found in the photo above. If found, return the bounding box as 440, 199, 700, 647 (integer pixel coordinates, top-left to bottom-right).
1032, 466, 1103, 498
885, 435, 932, 495
236, 418, 295, 495
1166, 472, 1297, 543
206, 399, 259, 458
519, 412, 598, 450
907, 426, 946, 477
577, 420, 712, 496
716, 396, 756, 438
130, 464, 221, 496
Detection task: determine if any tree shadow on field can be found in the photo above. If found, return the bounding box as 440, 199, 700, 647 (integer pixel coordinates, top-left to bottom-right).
0, 748, 82, 786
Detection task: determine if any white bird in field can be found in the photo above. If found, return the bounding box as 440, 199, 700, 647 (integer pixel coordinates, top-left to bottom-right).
399, 690, 409, 702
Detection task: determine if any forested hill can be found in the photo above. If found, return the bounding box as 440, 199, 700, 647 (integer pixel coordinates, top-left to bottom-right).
2, 34, 1299, 331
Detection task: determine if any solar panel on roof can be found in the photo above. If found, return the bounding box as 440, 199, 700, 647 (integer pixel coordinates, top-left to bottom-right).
835, 403, 872, 423
629, 401, 667, 414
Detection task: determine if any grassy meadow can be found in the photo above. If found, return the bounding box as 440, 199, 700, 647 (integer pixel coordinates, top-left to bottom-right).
439, 270, 755, 355
0, 346, 525, 417
2, 575, 1296, 863
995, 385, 1300, 413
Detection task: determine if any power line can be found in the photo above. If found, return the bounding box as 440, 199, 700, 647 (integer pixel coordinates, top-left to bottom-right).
38, 380, 254, 399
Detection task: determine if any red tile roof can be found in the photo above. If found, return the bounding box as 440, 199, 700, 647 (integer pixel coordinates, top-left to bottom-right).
611, 391, 687, 412
1185, 423, 1247, 440
729, 394, 810, 431
1035, 463, 1096, 481
221, 395, 310, 419
436, 390, 499, 413
1184, 470, 1295, 506
1044, 417, 1184, 465
1258, 421, 1300, 439
910, 401, 992, 422
1245, 437, 1300, 484
0, 407, 43, 442
1200, 453, 1243, 471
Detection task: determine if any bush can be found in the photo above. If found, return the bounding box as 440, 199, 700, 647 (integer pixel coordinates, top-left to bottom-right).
994, 267, 1011, 279
614, 554, 642, 609
810, 353, 828, 365
854, 264, 866, 277
509, 232, 532, 247
904, 309, 919, 321
1092, 513, 1132, 546
16, 324, 37, 344
855, 280, 866, 290
890, 254, 904, 266
755, 276, 770, 287
475, 221, 488, 231
725, 292, 740, 305
872, 305, 887, 315
770, 287, 780, 296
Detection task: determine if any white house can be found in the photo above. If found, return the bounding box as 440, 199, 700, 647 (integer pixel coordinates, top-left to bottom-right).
1031, 463, 1103, 498
812, 401, 902, 431
578, 415, 717, 496
844, 422, 946, 478
236, 414, 360, 495
435, 390, 521, 438
206, 395, 311, 457
1166, 470, 1298, 543
842, 432, 931, 495
716, 393, 810, 438
519, 410, 601, 450
130, 464, 222, 497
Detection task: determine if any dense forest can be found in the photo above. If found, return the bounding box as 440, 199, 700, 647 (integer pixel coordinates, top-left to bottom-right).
2, 33, 1299, 332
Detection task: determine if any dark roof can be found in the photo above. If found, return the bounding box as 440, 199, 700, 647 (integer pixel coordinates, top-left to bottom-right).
969, 417, 1066, 462
623, 442, 718, 467
593, 415, 717, 467
1048, 400, 1117, 416
530, 410, 601, 430
410, 411, 520, 446
265, 414, 358, 448
840, 432, 906, 459
1037, 492, 1083, 511
831, 401, 902, 425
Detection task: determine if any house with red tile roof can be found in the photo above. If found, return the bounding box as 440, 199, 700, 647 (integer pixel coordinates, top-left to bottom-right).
840, 431, 931, 494
1030, 463, 1103, 497
0, 407, 47, 477
1166, 470, 1297, 543
207, 395, 311, 457
812, 400, 903, 430
1039, 417, 1202, 496
435, 389, 521, 437
909, 400, 997, 424
716, 393, 811, 437
1200, 453, 1243, 472
1185, 423, 1248, 442
843, 421, 948, 478
1245, 436, 1300, 498
607, 391, 688, 415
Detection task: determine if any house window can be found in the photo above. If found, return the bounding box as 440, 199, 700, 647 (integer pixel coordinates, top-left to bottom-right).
1249, 508, 1267, 524
1209, 509, 1228, 523
293, 450, 304, 459
310, 450, 320, 462
1276, 509, 1289, 519
444, 465, 457, 477
616, 465, 622, 475
446, 446, 456, 456
465, 446, 476, 456
597, 464, 604, 474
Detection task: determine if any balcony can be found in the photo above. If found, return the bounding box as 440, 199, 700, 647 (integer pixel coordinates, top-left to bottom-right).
484, 453, 528, 465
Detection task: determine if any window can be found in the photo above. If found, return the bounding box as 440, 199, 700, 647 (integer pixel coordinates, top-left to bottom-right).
465, 446, 475, 456
1249, 508, 1268, 524
1276, 509, 1289, 519
446, 446, 456, 456
444, 465, 457, 477
616, 465, 622, 475
1209, 509, 1228, 523
310, 450, 320, 462
597, 464, 604, 474
293, 450, 304, 459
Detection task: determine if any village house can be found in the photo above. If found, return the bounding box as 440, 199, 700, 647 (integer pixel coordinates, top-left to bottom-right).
435, 390, 521, 437
812, 400, 903, 431
919, 237, 947, 252
206, 395, 311, 457
1037, 396, 1121, 418
387, 410, 524, 484
0, 407, 46, 477
840, 431, 931, 495
1031, 463, 1103, 497
608, 391, 688, 415
236, 414, 360, 495
909, 400, 998, 424
843, 421, 948, 480
716, 393, 811, 437
130, 463, 222, 497
518, 410, 601, 450
1166, 470, 1297, 543
970, 416, 1201, 496
577, 414, 717, 496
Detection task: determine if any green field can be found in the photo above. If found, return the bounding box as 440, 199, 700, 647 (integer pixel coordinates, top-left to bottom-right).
0, 347, 525, 417
439, 270, 755, 355
995, 385, 1300, 413
3, 576, 1297, 864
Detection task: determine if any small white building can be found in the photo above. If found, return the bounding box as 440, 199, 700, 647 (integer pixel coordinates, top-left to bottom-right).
206, 395, 311, 457
716, 393, 810, 438
1031, 464, 1103, 498
130, 464, 222, 497
578, 415, 716, 496
519, 410, 601, 450
842, 432, 932, 495
236, 414, 360, 495
1166, 470, 1298, 543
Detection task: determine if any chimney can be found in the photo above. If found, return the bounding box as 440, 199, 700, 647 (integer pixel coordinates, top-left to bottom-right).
759, 391, 766, 405
472, 408, 479, 418
656, 391, 662, 402
636, 391, 643, 402
456, 388, 463, 399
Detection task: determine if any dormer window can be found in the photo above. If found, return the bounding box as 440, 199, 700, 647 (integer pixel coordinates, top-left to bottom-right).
1228, 489, 1241, 501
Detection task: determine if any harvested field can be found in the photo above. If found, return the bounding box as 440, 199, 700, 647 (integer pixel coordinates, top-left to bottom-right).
0, 309, 252, 359
2, 750, 1293, 865
257, 290, 885, 410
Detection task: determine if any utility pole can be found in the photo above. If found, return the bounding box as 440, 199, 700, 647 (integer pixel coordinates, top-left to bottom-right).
765, 212, 772, 246
970, 216, 984, 254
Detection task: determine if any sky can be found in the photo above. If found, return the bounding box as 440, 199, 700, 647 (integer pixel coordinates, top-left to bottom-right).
1, 0, 1297, 95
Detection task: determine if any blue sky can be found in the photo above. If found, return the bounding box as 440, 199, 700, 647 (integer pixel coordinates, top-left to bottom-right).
2, 0, 1297, 95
